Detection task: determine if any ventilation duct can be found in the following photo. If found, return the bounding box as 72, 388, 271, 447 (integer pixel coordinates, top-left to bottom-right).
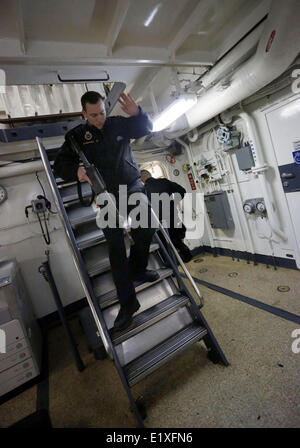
166, 0, 300, 137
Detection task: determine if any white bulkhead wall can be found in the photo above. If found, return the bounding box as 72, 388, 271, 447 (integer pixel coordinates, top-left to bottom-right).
184, 83, 300, 268
0, 163, 86, 318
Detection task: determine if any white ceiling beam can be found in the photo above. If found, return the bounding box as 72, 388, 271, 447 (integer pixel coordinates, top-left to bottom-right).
0, 41, 215, 67
104, 0, 131, 57
167, 0, 214, 58
16, 0, 26, 55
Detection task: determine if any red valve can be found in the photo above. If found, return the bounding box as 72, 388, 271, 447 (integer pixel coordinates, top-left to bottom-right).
166, 153, 176, 164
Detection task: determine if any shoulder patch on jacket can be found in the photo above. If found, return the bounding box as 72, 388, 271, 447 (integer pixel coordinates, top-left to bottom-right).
65, 123, 86, 141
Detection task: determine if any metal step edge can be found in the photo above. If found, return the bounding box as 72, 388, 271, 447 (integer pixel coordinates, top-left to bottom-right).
68, 211, 97, 228
57, 180, 77, 189
86, 243, 160, 278
124, 324, 207, 387
59, 182, 92, 203
96, 267, 173, 309
76, 232, 106, 250
62, 192, 93, 204
111, 295, 189, 345
59, 180, 90, 193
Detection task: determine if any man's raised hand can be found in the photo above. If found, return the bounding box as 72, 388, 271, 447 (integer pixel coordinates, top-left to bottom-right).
118, 93, 139, 116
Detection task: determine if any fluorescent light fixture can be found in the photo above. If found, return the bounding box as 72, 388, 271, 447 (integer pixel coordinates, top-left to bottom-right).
152, 94, 197, 132
144, 4, 161, 27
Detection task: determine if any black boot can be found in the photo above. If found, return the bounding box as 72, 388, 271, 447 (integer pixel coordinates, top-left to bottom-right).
132, 269, 159, 284
177, 243, 193, 263
114, 299, 141, 331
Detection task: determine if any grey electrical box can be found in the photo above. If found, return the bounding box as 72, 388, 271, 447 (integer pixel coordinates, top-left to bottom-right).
204, 191, 234, 229
235, 145, 255, 171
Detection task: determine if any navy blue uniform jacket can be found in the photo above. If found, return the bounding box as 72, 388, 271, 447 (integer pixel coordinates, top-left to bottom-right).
53, 107, 153, 195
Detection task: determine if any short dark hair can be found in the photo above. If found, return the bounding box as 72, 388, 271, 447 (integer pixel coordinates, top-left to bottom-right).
141, 170, 151, 176
140, 170, 152, 181
81, 91, 105, 111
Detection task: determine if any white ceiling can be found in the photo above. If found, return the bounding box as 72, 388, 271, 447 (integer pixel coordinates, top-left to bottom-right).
0, 0, 272, 116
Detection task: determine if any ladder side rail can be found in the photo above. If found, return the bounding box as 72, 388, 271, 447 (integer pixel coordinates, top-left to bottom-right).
151, 208, 204, 308
36, 137, 112, 356
154, 232, 202, 317
154, 232, 229, 366
37, 137, 146, 425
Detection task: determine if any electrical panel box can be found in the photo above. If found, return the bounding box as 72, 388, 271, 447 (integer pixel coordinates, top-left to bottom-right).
235, 145, 255, 171
0, 259, 42, 397
204, 191, 234, 229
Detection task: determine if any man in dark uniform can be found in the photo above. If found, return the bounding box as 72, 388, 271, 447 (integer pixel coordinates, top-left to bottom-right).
53, 91, 158, 331
140, 170, 193, 263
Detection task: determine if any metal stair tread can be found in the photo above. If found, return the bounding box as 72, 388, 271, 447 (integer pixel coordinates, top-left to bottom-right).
95, 267, 173, 308
84, 242, 160, 277
111, 294, 189, 345
59, 182, 93, 204
124, 324, 207, 386
75, 222, 105, 249
66, 202, 96, 227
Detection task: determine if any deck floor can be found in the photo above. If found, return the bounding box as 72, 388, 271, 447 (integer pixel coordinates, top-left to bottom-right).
1, 253, 300, 428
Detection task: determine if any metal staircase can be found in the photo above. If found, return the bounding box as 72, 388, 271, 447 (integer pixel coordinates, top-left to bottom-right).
37, 137, 229, 427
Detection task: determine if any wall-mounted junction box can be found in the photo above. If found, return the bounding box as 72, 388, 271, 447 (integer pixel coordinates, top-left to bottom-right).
235, 145, 255, 171
204, 191, 234, 229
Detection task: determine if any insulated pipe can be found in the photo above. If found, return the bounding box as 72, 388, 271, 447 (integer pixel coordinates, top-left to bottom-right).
165, 118, 219, 145
0, 160, 44, 179
199, 20, 266, 90
187, 128, 199, 143
170, 0, 300, 135
239, 110, 286, 241
223, 151, 256, 256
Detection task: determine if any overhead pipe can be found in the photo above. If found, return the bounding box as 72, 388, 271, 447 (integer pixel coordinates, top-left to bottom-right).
167, 0, 300, 136
199, 20, 266, 91
187, 128, 199, 143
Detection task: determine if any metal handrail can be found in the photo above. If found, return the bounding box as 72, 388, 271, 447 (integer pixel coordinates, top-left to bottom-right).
150, 208, 204, 307
35, 137, 112, 356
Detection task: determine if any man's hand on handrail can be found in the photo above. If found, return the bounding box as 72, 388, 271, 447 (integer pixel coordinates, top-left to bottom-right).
77, 166, 92, 185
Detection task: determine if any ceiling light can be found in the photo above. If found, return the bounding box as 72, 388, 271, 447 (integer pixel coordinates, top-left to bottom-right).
144, 4, 161, 27
152, 94, 197, 132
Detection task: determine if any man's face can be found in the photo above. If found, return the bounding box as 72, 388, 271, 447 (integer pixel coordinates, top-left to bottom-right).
83, 100, 106, 130
140, 172, 151, 183
140, 173, 147, 184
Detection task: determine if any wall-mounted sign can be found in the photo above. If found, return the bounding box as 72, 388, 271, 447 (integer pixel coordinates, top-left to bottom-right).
188, 172, 196, 190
